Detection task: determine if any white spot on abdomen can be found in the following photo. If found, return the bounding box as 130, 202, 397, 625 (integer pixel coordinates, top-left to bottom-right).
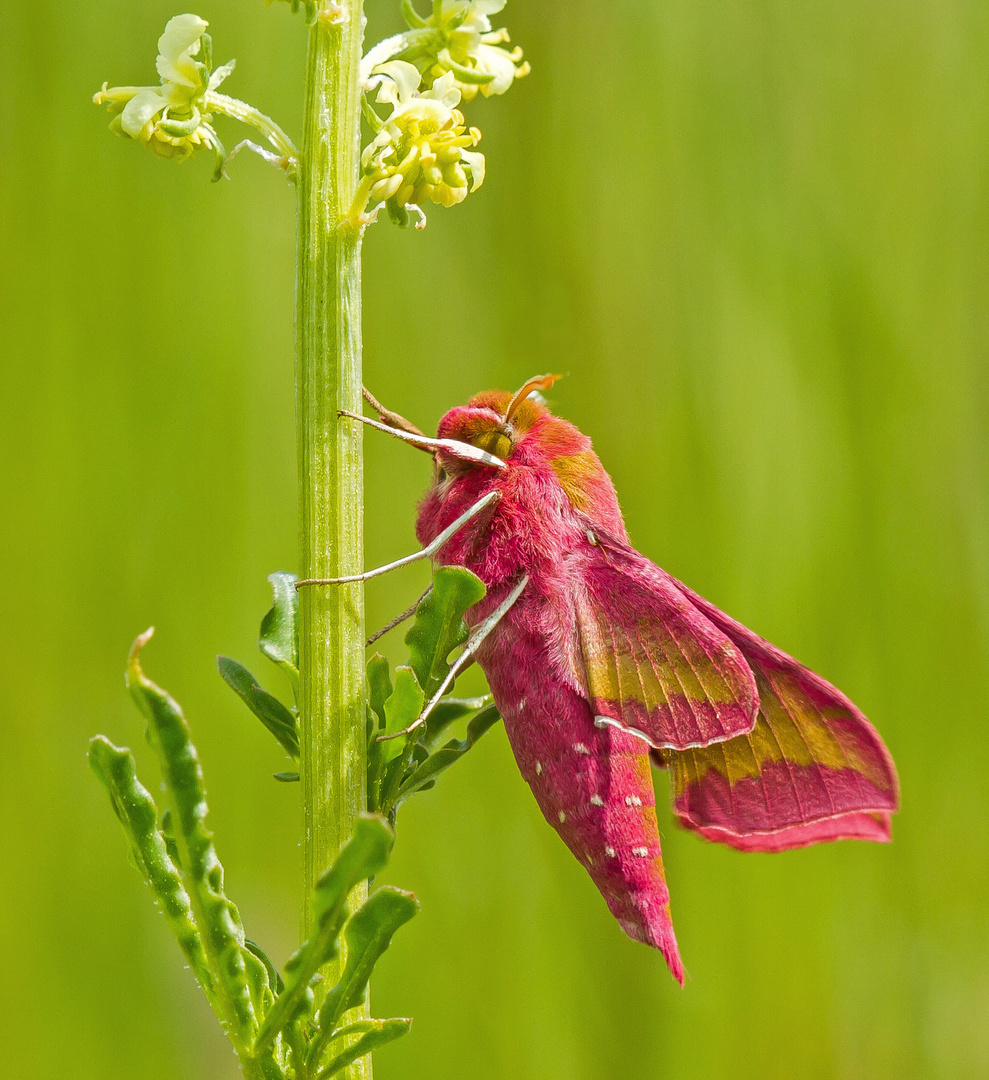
535, 762, 542, 775
573, 742, 590, 755
625, 795, 642, 807
558, 810, 567, 823
632, 846, 649, 857
590, 795, 604, 807
604, 846, 616, 858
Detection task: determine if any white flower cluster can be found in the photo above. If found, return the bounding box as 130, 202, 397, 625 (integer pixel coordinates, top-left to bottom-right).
94, 15, 232, 166
355, 0, 527, 225
358, 62, 485, 223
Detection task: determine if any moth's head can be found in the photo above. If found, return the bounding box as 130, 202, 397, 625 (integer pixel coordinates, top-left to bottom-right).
434, 375, 564, 474
432, 376, 624, 532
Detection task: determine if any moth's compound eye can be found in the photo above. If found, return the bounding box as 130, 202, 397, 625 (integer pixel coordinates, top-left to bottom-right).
470, 427, 512, 460
434, 461, 448, 483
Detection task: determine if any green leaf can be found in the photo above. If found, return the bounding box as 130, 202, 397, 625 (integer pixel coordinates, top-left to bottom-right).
405, 565, 485, 699
253, 814, 395, 1053
259, 570, 299, 694
125, 630, 258, 1046
382, 666, 423, 743
394, 704, 501, 809
366, 654, 394, 814
273, 771, 300, 783
315, 1018, 413, 1079
217, 655, 299, 758
316, 888, 419, 1042
88, 736, 215, 1003
423, 694, 490, 747
366, 654, 392, 728
245, 938, 284, 996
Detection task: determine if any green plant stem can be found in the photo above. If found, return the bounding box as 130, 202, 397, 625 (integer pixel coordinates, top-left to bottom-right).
297, 3, 369, 1078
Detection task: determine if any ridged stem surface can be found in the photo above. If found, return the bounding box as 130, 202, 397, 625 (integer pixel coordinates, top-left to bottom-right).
297, 4, 368, 1077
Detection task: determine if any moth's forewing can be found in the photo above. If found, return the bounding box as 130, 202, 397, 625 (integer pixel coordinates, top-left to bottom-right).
574, 547, 759, 750
666, 580, 899, 851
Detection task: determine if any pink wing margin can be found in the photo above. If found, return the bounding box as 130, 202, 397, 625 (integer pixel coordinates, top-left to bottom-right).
663, 576, 901, 851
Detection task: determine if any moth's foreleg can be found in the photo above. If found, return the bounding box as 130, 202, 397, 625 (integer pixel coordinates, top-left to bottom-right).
379, 573, 530, 741
295, 489, 501, 588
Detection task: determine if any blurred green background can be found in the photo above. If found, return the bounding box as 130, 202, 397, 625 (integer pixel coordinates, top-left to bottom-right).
2, 0, 987, 1077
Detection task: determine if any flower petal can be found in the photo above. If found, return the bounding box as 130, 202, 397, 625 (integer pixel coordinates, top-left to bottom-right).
373, 60, 422, 107
156, 14, 209, 88
120, 88, 169, 138
475, 43, 519, 95
460, 148, 485, 190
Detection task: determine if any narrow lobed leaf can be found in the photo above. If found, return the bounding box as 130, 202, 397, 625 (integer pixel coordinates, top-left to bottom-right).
404, 566, 485, 700
217, 654, 299, 758
125, 629, 258, 1047
314, 888, 419, 1045
88, 736, 214, 1002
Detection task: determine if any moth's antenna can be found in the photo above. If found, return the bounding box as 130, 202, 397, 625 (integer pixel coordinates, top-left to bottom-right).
502, 373, 563, 426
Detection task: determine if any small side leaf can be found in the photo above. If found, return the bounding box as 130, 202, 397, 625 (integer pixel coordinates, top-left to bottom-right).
315, 1018, 413, 1079
367, 654, 392, 727
382, 667, 423, 732
316, 888, 419, 1040
394, 704, 501, 809
423, 695, 491, 747
259, 571, 299, 694
217, 655, 299, 758
404, 566, 485, 699
253, 814, 395, 1053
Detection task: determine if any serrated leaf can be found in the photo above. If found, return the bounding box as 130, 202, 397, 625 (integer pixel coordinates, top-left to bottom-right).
316, 888, 419, 1041
259, 571, 299, 694
253, 814, 394, 1053
125, 630, 258, 1046
217, 655, 299, 758
395, 704, 501, 809
315, 1018, 412, 1079
404, 566, 485, 699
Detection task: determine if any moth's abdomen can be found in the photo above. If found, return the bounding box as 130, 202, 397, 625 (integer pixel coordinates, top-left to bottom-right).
478, 594, 685, 984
